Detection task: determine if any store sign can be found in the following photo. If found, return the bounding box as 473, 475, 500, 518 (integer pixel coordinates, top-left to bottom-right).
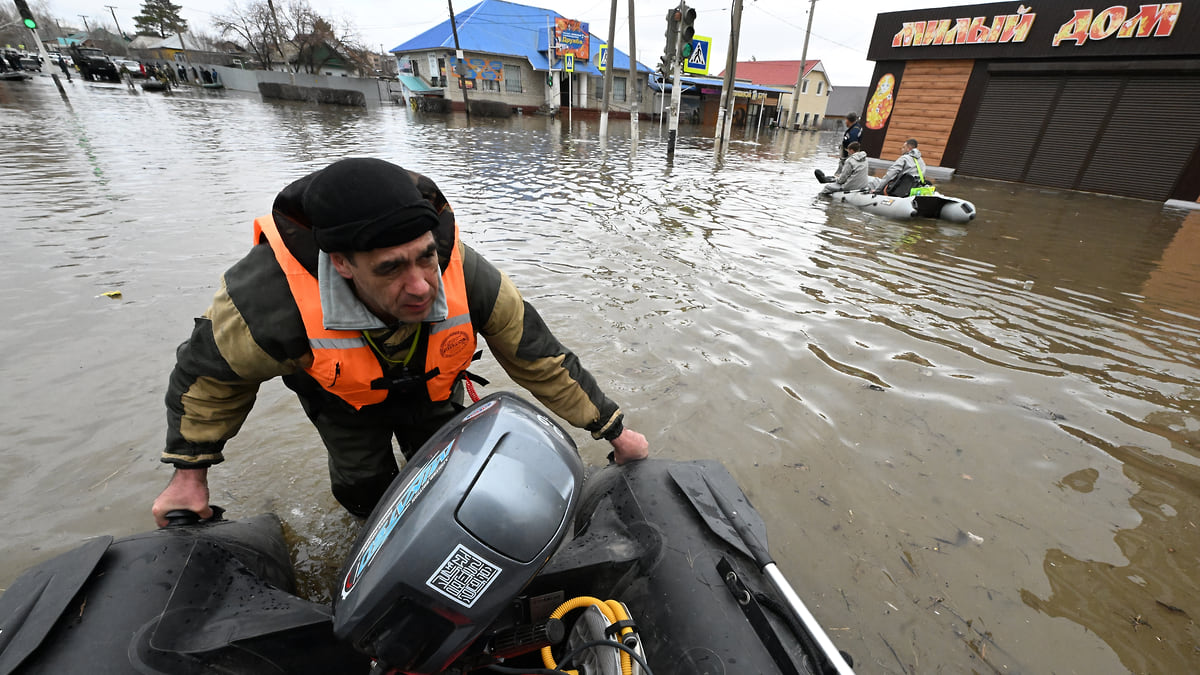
1052, 4, 1181, 45
892, 8, 1036, 46
888, 2, 1181, 49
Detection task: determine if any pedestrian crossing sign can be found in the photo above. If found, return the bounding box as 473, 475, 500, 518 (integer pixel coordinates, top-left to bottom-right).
565, 53, 574, 73
598, 45, 607, 71
683, 35, 712, 75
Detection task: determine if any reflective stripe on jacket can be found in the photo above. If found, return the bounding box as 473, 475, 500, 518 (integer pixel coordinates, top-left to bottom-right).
254, 215, 477, 409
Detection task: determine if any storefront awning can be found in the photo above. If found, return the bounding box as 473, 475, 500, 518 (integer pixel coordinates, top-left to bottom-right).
398, 74, 440, 92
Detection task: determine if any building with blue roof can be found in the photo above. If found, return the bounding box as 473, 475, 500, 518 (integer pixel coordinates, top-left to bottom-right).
389, 0, 652, 116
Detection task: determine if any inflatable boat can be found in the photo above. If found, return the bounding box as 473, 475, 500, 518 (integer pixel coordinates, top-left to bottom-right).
0, 393, 855, 675
829, 189, 976, 224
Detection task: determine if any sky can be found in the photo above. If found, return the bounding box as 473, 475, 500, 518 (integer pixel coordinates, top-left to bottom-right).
35, 0, 960, 87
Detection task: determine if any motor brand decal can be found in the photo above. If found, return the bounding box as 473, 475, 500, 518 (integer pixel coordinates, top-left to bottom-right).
462, 399, 497, 423
426, 544, 502, 608
342, 442, 453, 598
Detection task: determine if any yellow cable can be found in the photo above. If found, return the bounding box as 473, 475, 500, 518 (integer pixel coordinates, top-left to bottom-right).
540, 596, 635, 675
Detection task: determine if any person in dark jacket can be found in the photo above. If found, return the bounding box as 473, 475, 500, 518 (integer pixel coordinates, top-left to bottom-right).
840, 112, 864, 161
152, 158, 650, 524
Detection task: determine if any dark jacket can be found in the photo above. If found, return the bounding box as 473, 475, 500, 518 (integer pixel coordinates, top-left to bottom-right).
841, 122, 864, 157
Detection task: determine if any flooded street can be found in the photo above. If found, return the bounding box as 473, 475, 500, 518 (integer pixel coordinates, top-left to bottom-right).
3, 77, 1198, 673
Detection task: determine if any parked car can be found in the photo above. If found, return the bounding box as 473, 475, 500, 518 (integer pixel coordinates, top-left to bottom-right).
113, 59, 145, 78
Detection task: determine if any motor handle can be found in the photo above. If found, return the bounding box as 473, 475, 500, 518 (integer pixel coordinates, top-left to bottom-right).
163, 504, 225, 528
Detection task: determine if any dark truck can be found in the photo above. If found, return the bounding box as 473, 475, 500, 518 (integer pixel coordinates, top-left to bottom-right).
68, 46, 120, 82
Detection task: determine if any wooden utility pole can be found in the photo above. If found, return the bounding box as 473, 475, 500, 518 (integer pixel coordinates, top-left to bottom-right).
448, 0, 470, 124
79, 15, 90, 32
599, 0, 618, 141
787, 0, 817, 131
627, 0, 638, 146
715, 0, 744, 149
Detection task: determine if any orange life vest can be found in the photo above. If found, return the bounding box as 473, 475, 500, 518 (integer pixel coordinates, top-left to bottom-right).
253, 215, 477, 409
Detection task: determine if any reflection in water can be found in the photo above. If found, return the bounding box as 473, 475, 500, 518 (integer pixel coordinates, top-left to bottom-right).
2, 77, 1199, 673
1023, 424, 1200, 673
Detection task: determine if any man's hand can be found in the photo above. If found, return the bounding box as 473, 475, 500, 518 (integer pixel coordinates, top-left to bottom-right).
153, 467, 213, 527
610, 428, 649, 465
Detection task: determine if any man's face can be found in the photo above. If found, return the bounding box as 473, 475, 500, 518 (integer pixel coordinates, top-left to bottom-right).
330, 231, 440, 324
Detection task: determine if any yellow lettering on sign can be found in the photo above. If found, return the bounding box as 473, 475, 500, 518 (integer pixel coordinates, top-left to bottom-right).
1116, 3, 1181, 38
1055, 3, 1179, 46
1053, 9, 1093, 46
893, 10, 1035, 47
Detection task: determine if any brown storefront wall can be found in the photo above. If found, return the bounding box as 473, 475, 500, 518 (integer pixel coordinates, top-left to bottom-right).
879, 59, 974, 168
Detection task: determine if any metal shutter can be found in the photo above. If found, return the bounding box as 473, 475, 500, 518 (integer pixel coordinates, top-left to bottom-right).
957, 76, 1060, 181
1078, 76, 1200, 201
1024, 77, 1122, 190
957, 71, 1200, 200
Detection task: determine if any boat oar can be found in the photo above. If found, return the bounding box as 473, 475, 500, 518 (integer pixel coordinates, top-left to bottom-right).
702, 474, 856, 675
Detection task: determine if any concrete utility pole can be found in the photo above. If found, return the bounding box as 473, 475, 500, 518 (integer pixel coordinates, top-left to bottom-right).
666, 5, 684, 159
627, 0, 638, 147
787, 0, 817, 131
715, 0, 744, 149
105, 5, 124, 40
447, 0, 470, 124
599, 0, 617, 142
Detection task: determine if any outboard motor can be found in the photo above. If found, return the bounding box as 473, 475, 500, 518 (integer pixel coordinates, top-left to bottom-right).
332, 392, 584, 673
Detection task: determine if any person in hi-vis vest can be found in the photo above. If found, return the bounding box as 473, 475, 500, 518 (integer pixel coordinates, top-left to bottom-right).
153, 158, 649, 524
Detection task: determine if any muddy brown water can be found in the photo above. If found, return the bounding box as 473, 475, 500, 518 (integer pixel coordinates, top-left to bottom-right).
2, 77, 1198, 673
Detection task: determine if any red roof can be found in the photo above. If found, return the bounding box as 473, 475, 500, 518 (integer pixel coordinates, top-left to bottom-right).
716, 60, 819, 87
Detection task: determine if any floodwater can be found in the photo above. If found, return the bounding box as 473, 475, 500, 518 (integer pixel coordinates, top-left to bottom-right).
2, 76, 1199, 674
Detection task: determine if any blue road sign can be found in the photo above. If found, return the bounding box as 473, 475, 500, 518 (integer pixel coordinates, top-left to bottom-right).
683, 35, 712, 75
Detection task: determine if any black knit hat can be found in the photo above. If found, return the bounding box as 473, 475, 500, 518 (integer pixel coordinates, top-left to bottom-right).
298, 158, 440, 253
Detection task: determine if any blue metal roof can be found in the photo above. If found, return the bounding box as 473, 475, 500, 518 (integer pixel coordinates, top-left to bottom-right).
392, 0, 650, 76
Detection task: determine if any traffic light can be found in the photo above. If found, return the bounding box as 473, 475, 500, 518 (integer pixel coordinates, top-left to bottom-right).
659, 7, 679, 77
15, 0, 38, 30
679, 4, 697, 61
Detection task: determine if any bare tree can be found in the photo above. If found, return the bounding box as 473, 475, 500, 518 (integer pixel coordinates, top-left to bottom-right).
213, 0, 369, 74
212, 0, 284, 70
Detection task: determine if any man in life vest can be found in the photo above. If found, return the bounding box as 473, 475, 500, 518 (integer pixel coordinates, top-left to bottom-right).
152, 158, 649, 524
870, 138, 927, 196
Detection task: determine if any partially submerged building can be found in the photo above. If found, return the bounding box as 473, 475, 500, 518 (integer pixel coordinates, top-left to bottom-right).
862, 0, 1199, 204
390, 0, 650, 116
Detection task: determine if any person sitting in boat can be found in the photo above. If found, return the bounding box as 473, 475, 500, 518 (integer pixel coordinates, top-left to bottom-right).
152, 158, 650, 526
870, 138, 926, 196
817, 141, 869, 195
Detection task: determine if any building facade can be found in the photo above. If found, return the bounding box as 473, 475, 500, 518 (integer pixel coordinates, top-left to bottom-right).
391, 0, 651, 116
864, 0, 1199, 203
718, 60, 832, 129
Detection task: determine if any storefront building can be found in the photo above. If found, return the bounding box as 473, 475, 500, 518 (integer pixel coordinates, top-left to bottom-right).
391, 0, 649, 117
863, 1, 1199, 204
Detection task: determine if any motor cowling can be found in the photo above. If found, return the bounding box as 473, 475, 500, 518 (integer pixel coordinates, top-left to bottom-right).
332, 392, 583, 673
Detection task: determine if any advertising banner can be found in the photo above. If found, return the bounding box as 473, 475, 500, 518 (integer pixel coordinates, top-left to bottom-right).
555, 18, 590, 61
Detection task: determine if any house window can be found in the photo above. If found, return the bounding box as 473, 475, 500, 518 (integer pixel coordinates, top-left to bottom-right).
816, 81, 823, 95
478, 78, 500, 92
505, 64, 522, 93
613, 76, 626, 102
801, 78, 808, 94
803, 113, 810, 126
813, 114, 820, 126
